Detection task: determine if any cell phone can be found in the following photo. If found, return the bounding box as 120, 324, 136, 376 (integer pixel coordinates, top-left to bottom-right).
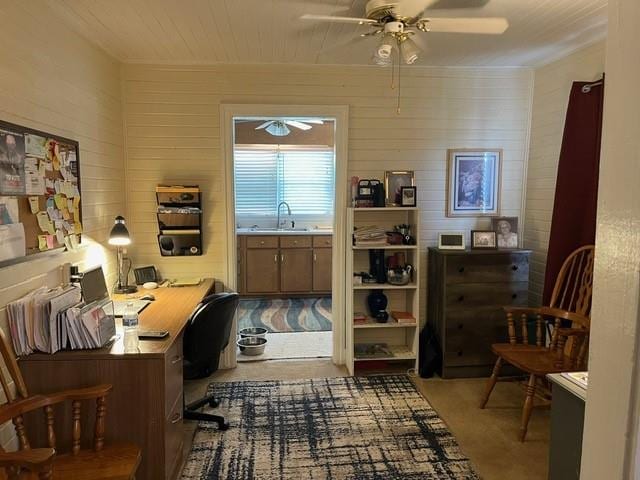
138, 330, 169, 340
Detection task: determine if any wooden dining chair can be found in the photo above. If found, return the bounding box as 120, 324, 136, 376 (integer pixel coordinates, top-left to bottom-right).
479, 245, 595, 441
0, 330, 141, 480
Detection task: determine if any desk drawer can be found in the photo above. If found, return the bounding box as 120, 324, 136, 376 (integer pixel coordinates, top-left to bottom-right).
445, 253, 529, 284
165, 334, 183, 412
246, 236, 279, 248
280, 236, 311, 248
312, 235, 332, 248
445, 282, 529, 309
165, 393, 184, 479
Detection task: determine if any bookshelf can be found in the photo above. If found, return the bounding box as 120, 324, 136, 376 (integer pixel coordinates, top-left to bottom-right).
345, 207, 421, 375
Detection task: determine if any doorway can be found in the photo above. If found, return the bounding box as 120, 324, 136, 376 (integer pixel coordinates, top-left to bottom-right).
219, 105, 349, 369
234, 117, 334, 361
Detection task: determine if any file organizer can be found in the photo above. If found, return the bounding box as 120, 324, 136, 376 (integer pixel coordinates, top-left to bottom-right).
155, 185, 202, 256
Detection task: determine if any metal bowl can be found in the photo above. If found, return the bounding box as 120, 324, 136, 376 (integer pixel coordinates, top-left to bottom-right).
237, 336, 267, 356
238, 327, 267, 339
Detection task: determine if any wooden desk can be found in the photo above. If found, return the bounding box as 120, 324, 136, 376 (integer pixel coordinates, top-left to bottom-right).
19, 279, 215, 480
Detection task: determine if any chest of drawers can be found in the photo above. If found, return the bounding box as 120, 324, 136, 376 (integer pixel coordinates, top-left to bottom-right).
427, 248, 531, 378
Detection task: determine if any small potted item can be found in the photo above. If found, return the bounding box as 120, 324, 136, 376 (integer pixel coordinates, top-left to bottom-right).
387, 264, 413, 285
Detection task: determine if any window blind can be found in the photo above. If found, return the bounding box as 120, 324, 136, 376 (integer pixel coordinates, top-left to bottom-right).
234, 145, 335, 216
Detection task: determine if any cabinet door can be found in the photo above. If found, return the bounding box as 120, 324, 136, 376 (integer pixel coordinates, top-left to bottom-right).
246, 248, 280, 293
281, 249, 313, 292
313, 248, 332, 292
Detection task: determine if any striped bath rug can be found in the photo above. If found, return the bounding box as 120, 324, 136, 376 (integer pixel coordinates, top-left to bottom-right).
237, 297, 332, 333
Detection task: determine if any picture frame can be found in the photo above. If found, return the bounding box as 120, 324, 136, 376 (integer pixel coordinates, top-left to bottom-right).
384, 171, 414, 206
400, 186, 417, 207
491, 216, 519, 249
446, 149, 502, 217
470, 230, 497, 249
438, 232, 465, 250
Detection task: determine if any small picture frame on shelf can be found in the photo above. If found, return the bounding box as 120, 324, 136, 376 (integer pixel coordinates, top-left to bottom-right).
400, 186, 417, 207
491, 216, 518, 248
438, 232, 465, 250
384, 171, 414, 206
470, 230, 497, 249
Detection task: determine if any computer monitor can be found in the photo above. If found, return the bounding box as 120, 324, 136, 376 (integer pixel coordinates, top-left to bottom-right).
80, 266, 109, 304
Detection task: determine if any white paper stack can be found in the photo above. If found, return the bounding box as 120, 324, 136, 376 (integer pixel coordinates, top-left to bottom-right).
7, 287, 115, 355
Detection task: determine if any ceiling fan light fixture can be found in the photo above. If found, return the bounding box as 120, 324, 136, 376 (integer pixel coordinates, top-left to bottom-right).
376, 33, 394, 59
401, 37, 420, 65
265, 121, 290, 136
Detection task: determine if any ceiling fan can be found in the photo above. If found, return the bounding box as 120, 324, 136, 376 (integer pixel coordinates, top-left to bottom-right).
254, 119, 324, 137
301, 0, 509, 65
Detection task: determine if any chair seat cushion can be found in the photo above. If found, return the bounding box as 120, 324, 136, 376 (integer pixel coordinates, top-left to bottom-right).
2, 444, 141, 480
491, 343, 580, 376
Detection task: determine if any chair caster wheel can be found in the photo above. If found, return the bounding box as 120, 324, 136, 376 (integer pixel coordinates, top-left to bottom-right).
218, 422, 230, 431
208, 399, 220, 408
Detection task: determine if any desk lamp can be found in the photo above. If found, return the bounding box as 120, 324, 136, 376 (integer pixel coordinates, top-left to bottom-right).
108, 215, 137, 294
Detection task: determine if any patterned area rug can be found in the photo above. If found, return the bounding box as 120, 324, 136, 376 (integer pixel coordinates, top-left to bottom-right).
238, 297, 332, 333
181, 375, 478, 480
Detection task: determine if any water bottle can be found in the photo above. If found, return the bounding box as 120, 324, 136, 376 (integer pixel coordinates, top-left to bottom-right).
122, 302, 139, 353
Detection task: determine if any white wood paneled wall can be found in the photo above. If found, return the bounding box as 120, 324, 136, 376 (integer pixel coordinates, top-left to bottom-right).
122, 63, 534, 319
0, 0, 126, 449
523, 42, 605, 304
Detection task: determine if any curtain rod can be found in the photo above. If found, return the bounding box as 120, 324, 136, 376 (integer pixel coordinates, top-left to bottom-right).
582, 75, 605, 93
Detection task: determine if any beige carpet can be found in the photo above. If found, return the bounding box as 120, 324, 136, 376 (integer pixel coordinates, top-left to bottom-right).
236, 331, 332, 362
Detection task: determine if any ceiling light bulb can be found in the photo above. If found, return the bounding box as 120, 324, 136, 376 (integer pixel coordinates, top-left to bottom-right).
401, 37, 420, 65
372, 53, 391, 66
377, 34, 394, 59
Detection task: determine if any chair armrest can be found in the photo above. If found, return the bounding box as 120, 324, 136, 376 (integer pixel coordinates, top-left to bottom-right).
556, 328, 589, 338
46, 384, 112, 403
0, 448, 55, 472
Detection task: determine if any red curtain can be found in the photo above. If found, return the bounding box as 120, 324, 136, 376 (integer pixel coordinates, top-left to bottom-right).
542, 80, 604, 305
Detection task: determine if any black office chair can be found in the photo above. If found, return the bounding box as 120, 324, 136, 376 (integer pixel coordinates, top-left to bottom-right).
183, 291, 239, 431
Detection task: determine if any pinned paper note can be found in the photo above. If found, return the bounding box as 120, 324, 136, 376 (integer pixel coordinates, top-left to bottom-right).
25, 133, 47, 158
54, 194, 66, 209
73, 196, 80, 210
73, 209, 80, 223
55, 229, 64, 245
46, 235, 55, 249
36, 211, 50, 233
28, 196, 39, 214
24, 157, 45, 195
0, 197, 19, 225
67, 199, 74, 212
45, 178, 55, 195
44, 160, 53, 172
61, 208, 70, 221
69, 234, 79, 249
38, 235, 48, 251
64, 235, 72, 251
74, 222, 83, 234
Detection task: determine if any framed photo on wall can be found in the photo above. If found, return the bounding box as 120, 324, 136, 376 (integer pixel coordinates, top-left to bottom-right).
400, 186, 416, 207
385, 171, 414, 206
491, 216, 519, 248
446, 149, 502, 217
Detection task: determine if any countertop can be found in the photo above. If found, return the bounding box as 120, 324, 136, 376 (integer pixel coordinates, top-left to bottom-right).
547, 372, 587, 401
236, 228, 332, 236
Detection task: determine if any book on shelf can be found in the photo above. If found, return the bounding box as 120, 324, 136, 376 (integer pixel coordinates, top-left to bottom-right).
391, 311, 416, 324
353, 312, 368, 325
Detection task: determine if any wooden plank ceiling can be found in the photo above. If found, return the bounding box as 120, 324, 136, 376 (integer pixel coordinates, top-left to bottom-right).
44, 0, 607, 66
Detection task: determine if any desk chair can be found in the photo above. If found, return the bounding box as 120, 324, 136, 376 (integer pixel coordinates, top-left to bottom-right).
183, 292, 239, 431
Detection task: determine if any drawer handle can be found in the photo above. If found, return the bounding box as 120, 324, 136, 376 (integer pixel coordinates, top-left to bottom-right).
458, 267, 465, 273
281, 253, 285, 264
171, 355, 182, 365
458, 295, 464, 302
512, 265, 519, 271
458, 323, 463, 330
294, 241, 298, 244
512, 293, 517, 299
313, 253, 317, 262
260, 241, 265, 245
274, 254, 278, 263
170, 412, 182, 424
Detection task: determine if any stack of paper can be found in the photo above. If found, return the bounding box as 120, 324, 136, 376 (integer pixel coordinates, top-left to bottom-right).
7, 287, 115, 355
353, 226, 388, 246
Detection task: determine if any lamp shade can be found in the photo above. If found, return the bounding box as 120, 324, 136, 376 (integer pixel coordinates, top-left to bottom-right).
108, 216, 131, 246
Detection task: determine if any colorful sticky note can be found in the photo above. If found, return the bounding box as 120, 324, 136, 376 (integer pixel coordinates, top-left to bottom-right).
73, 209, 80, 223
69, 234, 79, 249
61, 208, 70, 221
55, 229, 65, 244
73, 196, 80, 210
74, 222, 83, 234
38, 235, 48, 251
64, 235, 73, 251
28, 196, 39, 214
54, 193, 66, 209
45, 235, 55, 249
36, 211, 50, 233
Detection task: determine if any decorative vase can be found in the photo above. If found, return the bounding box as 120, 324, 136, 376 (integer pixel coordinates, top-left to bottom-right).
367, 290, 389, 323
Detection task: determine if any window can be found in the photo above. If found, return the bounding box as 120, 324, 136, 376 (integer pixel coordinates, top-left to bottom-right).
234, 145, 335, 216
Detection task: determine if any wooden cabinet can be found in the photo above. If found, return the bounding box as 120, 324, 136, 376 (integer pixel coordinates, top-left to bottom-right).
239, 234, 331, 295
427, 248, 531, 378
281, 249, 313, 292
313, 248, 332, 292
246, 248, 280, 293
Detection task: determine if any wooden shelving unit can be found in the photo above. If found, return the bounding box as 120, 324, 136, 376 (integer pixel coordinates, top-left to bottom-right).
345, 207, 421, 375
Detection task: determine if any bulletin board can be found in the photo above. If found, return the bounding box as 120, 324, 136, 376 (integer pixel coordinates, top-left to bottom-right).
0, 119, 82, 266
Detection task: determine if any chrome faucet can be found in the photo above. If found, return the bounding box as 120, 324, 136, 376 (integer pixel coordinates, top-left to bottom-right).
276, 201, 292, 229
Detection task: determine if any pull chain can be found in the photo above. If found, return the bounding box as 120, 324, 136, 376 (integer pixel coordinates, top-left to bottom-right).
396, 40, 402, 114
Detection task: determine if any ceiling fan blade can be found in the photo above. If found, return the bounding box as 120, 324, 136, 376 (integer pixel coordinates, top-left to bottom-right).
302, 119, 324, 124
285, 120, 313, 130
428, 0, 490, 9
255, 121, 274, 130
300, 14, 377, 25
394, 0, 438, 20
419, 17, 509, 34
